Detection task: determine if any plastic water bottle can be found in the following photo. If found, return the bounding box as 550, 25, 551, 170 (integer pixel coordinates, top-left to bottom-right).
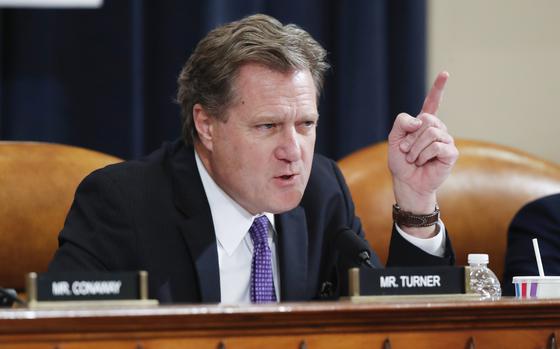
467, 253, 501, 299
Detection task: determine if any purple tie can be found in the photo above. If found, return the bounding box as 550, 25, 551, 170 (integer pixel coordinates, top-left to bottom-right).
249, 215, 277, 303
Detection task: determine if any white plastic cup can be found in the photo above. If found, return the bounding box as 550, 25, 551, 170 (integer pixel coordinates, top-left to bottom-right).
513, 276, 560, 299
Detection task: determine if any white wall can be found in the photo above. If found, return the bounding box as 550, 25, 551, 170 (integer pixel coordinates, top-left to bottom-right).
428, 0, 560, 163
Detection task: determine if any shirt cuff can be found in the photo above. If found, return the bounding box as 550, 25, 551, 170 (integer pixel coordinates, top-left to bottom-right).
395, 220, 446, 257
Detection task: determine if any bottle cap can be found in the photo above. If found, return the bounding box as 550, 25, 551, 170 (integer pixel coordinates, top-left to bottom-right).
468, 253, 489, 264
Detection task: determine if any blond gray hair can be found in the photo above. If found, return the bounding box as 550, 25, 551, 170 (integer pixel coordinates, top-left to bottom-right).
176, 14, 330, 145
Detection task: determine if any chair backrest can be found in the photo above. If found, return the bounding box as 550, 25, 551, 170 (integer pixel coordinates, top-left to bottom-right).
338, 139, 560, 282
0, 142, 122, 291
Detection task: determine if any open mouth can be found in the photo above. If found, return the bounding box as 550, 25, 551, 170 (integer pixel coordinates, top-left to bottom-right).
275, 173, 299, 183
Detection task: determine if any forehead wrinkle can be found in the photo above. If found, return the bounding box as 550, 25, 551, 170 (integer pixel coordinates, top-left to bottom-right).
236, 64, 314, 96
228, 64, 317, 121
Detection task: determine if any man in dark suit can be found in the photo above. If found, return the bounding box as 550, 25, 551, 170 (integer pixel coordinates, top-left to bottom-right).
503, 193, 560, 295
49, 14, 458, 304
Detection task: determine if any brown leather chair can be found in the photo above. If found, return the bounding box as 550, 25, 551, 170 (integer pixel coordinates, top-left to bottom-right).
0, 142, 122, 292
338, 139, 560, 282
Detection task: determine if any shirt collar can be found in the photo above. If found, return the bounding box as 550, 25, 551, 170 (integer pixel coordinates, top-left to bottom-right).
194, 149, 275, 256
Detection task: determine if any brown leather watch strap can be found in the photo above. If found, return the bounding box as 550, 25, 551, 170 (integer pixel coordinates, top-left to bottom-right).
392, 204, 440, 227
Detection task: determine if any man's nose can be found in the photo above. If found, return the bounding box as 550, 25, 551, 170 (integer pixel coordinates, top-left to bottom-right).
275, 127, 301, 162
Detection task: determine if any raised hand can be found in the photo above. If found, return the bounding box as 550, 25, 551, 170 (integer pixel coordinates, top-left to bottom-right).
387, 72, 459, 235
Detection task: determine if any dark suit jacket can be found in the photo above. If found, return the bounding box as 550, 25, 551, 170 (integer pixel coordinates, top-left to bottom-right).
503, 193, 560, 296
49, 139, 454, 303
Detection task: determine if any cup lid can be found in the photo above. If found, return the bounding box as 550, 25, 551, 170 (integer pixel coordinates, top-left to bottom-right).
512, 276, 560, 283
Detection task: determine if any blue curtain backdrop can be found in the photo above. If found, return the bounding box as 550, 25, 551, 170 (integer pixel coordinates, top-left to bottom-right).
0, 0, 426, 160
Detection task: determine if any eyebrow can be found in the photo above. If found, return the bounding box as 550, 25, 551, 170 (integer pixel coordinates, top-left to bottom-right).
299, 114, 320, 124
252, 112, 319, 121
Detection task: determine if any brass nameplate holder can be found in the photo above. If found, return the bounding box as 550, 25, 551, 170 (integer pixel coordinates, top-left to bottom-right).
348, 266, 479, 301
26, 270, 158, 308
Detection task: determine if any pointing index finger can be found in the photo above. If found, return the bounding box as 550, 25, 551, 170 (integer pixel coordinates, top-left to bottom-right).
420, 71, 449, 116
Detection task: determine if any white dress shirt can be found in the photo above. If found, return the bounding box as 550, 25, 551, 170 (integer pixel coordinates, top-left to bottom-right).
194, 150, 445, 304
395, 221, 446, 257
195, 151, 280, 304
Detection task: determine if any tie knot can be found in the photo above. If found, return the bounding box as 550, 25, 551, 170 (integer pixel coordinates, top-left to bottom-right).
249, 215, 269, 245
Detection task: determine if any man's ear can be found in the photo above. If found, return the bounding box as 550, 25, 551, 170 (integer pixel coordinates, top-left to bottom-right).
193, 104, 214, 151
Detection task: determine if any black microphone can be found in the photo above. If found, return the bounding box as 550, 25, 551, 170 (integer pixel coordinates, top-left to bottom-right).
335, 227, 375, 269
0, 287, 25, 307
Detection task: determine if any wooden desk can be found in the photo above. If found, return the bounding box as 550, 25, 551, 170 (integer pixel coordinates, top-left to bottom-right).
0, 297, 558, 348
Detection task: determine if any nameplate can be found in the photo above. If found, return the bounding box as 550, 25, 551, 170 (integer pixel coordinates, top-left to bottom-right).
27, 271, 148, 302
348, 266, 465, 296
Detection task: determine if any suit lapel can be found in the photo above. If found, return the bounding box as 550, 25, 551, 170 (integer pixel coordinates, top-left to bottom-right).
277, 206, 308, 301
169, 143, 221, 303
